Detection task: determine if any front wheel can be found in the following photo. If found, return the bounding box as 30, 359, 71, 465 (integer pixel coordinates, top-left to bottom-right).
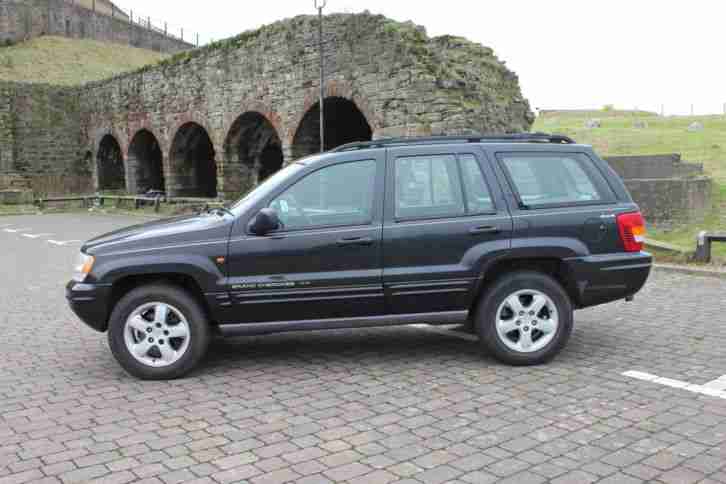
476, 271, 573, 366
108, 284, 211, 380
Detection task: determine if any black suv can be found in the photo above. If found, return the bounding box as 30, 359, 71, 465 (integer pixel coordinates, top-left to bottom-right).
67, 134, 651, 379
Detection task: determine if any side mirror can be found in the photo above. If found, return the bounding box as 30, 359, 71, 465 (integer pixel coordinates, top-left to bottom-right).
249, 208, 282, 236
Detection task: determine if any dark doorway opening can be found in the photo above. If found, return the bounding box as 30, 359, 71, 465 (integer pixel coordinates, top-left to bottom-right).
224, 112, 283, 195
292, 97, 372, 160
170, 123, 217, 198
128, 130, 164, 195
97, 135, 125, 191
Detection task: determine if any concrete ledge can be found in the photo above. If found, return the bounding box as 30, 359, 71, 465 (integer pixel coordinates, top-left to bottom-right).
653, 264, 726, 280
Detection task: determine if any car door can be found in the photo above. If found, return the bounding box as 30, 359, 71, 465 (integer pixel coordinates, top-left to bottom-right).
224, 151, 386, 324
383, 145, 513, 315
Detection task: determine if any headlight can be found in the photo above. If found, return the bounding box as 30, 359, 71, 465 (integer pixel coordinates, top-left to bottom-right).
73, 252, 95, 282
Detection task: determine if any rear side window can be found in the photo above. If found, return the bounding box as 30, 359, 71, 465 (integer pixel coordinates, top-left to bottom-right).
395, 155, 465, 219
499, 153, 612, 208
459, 154, 495, 214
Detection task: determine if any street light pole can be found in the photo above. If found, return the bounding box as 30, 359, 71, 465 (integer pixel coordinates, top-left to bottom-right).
315, 0, 327, 153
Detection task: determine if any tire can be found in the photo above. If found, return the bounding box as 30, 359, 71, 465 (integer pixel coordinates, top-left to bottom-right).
475, 271, 573, 366
108, 284, 211, 380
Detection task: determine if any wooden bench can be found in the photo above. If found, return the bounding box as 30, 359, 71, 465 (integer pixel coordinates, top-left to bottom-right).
694, 231, 726, 263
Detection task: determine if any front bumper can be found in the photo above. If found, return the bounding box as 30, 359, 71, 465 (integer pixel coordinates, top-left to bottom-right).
66, 281, 112, 332
564, 252, 652, 309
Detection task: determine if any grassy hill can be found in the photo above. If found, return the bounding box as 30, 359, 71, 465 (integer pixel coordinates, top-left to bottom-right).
533, 110, 726, 262
533, 110, 726, 185
0, 36, 167, 86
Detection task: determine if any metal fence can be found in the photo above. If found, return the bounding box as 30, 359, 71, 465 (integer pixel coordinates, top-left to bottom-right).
62, 0, 212, 48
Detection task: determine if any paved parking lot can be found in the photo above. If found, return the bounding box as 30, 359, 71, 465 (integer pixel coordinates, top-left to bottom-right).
2, 213, 726, 484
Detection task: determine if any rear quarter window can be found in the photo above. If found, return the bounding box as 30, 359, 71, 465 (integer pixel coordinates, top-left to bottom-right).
498, 152, 615, 208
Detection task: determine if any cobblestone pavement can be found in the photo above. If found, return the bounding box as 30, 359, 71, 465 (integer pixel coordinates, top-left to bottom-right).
2, 214, 726, 484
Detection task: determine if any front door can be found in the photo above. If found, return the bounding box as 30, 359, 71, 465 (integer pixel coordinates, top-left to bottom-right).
383, 146, 513, 315
225, 152, 386, 324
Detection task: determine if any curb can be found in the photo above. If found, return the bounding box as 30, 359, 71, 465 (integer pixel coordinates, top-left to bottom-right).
653, 264, 726, 280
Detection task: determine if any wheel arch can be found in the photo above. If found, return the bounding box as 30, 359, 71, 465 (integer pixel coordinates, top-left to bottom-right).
470, 257, 581, 315
107, 273, 214, 329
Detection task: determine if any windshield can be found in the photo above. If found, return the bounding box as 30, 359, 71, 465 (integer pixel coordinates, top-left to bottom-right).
229, 162, 306, 217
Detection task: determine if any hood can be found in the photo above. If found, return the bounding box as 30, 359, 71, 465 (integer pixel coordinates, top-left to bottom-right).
82, 213, 234, 255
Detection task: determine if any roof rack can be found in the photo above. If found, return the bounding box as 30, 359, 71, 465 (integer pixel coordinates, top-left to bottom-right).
331, 133, 576, 152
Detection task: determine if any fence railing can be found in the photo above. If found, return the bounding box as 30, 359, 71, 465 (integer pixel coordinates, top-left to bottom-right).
62, 0, 212, 48
35, 194, 224, 213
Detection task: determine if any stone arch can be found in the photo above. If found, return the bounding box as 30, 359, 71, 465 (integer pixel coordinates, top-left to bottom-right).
223, 111, 284, 197
96, 134, 125, 191
292, 96, 373, 160
128, 129, 165, 195
168, 122, 217, 198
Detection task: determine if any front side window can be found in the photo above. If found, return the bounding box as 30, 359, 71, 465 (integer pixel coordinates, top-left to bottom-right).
270, 160, 376, 231
500, 153, 608, 207
395, 155, 465, 219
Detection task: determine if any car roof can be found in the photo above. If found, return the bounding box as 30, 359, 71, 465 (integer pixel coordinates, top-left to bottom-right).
331, 133, 579, 153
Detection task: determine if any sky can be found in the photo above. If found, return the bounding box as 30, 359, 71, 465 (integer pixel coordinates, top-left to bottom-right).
118, 0, 725, 116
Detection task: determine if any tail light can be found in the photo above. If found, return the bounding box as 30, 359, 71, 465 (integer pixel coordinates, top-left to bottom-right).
617, 212, 646, 252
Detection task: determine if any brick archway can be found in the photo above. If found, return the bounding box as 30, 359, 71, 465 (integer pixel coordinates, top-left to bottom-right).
168, 121, 218, 198
127, 129, 165, 195
286, 81, 380, 147
222, 110, 284, 199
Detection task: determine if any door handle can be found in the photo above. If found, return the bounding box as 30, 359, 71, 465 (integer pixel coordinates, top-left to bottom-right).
469, 226, 501, 235
337, 237, 374, 247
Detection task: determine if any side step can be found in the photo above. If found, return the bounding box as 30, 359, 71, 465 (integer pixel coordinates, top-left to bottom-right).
218, 311, 469, 337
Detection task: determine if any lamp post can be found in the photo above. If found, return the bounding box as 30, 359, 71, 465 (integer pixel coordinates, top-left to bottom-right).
314, 0, 327, 153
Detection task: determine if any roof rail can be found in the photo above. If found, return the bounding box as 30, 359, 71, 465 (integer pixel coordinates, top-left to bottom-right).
331, 133, 576, 152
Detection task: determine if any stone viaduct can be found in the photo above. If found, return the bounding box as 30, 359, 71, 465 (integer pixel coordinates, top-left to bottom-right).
84, 12, 532, 200
2, 12, 533, 200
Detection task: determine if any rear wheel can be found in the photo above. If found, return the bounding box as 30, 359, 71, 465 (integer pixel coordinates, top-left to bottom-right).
108, 284, 210, 380
476, 271, 573, 365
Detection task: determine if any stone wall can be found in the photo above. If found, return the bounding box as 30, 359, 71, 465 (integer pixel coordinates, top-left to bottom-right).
0, 0, 191, 53
0, 13, 533, 198
79, 13, 533, 199
604, 154, 713, 225
625, 177, 713, 225
0, 80, 92, 194
605, 154, 704, 180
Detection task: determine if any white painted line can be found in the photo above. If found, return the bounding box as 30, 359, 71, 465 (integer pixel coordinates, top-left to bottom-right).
47, 240, 82, 246
623, 370, 726, 400
411, 324, 479, 342
3, 228, 31, 233
0, 224, 14, 228
22, 233, 53, 239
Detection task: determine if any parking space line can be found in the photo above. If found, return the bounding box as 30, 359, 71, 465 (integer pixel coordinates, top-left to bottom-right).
3, 228, 31, 233
47, 240, 82, 246
22, 233, 53, 239
623, 370, 726, 399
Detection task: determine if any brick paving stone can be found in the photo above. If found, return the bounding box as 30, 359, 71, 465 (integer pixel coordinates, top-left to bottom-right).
2, 217, 726, 484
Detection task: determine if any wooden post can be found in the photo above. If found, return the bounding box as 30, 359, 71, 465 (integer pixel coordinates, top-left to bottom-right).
181, 28, 184, 41
196, 33, 199, 47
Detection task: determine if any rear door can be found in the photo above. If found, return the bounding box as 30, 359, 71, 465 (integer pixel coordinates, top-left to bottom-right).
382, 145, 512, 315
491, 148, 622, 256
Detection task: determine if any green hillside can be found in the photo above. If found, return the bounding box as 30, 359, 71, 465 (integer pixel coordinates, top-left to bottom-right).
533, 110, 726, 185
0, 36, 167, 86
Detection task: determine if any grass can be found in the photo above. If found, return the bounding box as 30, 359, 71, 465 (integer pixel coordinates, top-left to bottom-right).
533, 111, 726, 185
0, 36, 167, 86
534, 109, 726, 265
